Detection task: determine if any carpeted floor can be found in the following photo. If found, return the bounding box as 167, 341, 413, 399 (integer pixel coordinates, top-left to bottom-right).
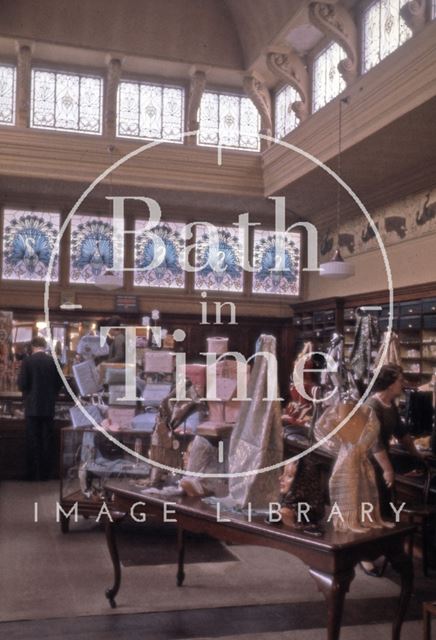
0, 481, 433, 639
117, 521, 239, 567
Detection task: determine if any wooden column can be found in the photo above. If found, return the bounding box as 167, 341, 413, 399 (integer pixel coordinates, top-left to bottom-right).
104, 57, 122, 138
15, 42, 32, 128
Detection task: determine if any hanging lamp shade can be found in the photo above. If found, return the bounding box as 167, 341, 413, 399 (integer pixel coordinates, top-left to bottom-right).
320, 248, 355, 279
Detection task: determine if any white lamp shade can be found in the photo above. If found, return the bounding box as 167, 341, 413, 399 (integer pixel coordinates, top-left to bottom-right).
320, 249, 355, 279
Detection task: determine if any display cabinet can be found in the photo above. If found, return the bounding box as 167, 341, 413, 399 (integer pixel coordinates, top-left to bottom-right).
59, 426, 162, 531
0, 390, 72, 479
292, 290, 436, 387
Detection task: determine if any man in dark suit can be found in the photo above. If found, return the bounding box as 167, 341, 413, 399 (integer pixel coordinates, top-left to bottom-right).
18, 336, 64, 480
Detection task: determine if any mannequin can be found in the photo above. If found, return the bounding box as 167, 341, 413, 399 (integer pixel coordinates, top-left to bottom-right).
316, 400, 394, 533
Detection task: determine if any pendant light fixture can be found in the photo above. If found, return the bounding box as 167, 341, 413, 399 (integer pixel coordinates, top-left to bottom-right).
320, 96, 355, 279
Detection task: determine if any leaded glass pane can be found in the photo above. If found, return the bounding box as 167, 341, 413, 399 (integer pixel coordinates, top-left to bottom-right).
198, 91, 260, 151
239, 96, 260, 150
2, 209, 60, 281
194, 224, 244, 292
197, 91, 219, 146
312, 42, 346, 112
252, 229, 301, 296
117, 81, 184, 142
31, 70, 102, 133
0, 65, 16, 125
274, 85, 299, 139
362, 0, 412, 74
134, 220, 186, 288
70, 215, 116, 284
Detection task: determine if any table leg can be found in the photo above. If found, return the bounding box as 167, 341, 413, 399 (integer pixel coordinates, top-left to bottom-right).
177, 526, 185, 587
105, 516, 123, 608
309, 567, 354, 640
386, 546, 414, 640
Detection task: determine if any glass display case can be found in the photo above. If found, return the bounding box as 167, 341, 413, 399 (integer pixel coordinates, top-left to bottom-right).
60, 427, 157, 532
59, 426, 164, 532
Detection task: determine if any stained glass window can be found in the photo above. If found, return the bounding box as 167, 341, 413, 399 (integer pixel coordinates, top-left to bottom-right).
117, 81, 184, 142
312, 42, 346, 112
194, 224, 244, 292
0, 65, 16, 126
30, 69, 103, 134
134, 220, 186, 288
2, 209, 60, 282
362, 1, 412, 73
252, 229, 301, 296
274, 85, 299, 139
69, 215, 117, 284
198, 91, 260, 151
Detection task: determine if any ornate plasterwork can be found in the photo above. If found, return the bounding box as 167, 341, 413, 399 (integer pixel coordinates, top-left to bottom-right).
187, 69, 207, 132
266, 51, 309, 121
309, 2, 358, 85
400, 0, 426, 35
243, 75, 272, 145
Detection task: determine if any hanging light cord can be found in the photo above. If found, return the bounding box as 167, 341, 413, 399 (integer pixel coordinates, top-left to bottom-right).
335, 96, 350, 243
336, 98, 344, 240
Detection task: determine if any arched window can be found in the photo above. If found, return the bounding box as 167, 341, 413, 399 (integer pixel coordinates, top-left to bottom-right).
198, 91, 260, 151
117, 81, 184, 143
362, 0, 412, 73
0, 64, 16, 126
31, 69, 103, 134
274, 85, 299, 139
312, 42, 346, 113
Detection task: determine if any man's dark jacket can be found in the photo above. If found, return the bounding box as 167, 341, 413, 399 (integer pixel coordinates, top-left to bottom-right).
18, 352, 64, 417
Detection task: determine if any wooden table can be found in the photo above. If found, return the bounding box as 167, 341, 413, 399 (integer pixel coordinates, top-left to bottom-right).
104, 480, 415, 640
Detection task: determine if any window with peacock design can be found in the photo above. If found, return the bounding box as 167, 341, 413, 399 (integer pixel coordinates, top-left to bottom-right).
134, 220, 186, 288
194, 224, 244, 292
2, 210, 60, 281
69, 215, 116, 284
252, 229, 301, 296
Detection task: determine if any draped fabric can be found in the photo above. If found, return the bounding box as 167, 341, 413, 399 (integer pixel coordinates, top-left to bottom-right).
350, 312, 379, 384
321, 332, 359, 404
315, 403, 393, 533
223, 334, 283, 509
374, 331, 402, 368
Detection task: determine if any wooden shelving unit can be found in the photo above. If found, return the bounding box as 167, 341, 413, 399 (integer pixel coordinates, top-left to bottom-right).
291, 286, 436, 387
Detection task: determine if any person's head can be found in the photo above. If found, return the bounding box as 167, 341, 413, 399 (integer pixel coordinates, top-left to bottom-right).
373, 364, 404, 398
106, 316, 121, 328
105, 316, 122, 336
31, 336, 47, 352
